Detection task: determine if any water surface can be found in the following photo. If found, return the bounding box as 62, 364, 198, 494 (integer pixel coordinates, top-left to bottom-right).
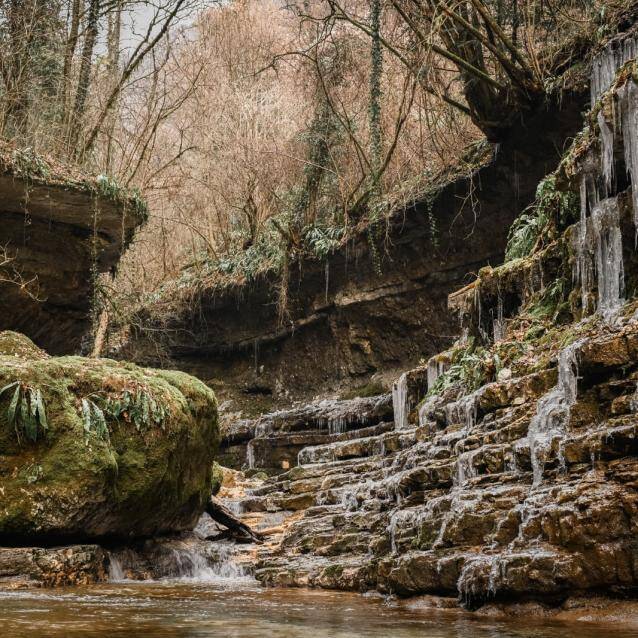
1, 579, 637, 638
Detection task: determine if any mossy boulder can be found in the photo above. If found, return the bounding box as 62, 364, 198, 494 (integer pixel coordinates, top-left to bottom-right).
0, 332, 218, 541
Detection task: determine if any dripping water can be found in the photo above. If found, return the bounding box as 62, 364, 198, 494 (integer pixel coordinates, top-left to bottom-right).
526, 339, 584, 486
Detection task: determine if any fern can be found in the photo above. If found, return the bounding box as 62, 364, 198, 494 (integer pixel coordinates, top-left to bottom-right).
79, 387, 168, 443
0, 382, 48, 443
505, 175, 577, 262
80, 398, 109, 442
427, 343, 488, 397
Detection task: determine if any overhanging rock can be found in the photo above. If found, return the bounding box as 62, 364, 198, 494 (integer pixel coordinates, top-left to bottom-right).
0, 145, 146, 354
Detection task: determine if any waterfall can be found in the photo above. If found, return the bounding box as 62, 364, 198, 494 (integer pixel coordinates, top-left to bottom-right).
527, 339, 584, 486
392, 372, 409, 430
172, 545, 249, 581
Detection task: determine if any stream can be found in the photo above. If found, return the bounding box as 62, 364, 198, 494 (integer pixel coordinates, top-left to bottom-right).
2, 577, 638, 637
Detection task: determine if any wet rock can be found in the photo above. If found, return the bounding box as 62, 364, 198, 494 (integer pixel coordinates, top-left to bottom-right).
0, 545, 107, 588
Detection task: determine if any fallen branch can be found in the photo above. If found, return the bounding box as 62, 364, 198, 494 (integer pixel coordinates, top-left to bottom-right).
205, 495, 264, 544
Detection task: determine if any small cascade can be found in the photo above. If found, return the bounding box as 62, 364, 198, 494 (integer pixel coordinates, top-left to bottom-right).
457, 554, 502, 605
387, 508, 420, 554
454, 448, 478, 488
444, 391, 479, 434
108, 541, 252, 583
392, 372, 409, 430
108, 555, 125, 581
527, 339, 584, 486
590, 35, 638, 103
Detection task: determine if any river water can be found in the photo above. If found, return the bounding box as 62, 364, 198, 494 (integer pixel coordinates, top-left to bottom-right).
1, 577, 638, 638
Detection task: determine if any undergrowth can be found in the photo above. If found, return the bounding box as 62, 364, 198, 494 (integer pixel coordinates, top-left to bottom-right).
505, 175, 577, 262
427, 339, 490, 396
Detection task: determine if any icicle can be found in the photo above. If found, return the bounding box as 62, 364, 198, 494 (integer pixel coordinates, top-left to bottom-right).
426, 355, 448, 390
574, 175, 591, 314
590, 35, 638, 104
492, 294, 505, 342
598, 110, 615, 196
618, 79, 638, 242
527, 339, 584, 486
474, 286, 489, 341
591, 198, 624, 319
328, 416, 347, 435
246, 440, 255, 470
392, 372, 409, 430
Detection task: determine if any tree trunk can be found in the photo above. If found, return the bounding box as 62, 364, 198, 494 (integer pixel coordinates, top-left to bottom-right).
70, 0, 100, 150
62, 0, 82, 124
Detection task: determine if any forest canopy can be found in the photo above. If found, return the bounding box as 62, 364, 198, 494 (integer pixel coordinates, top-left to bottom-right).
0, 0, 622, 312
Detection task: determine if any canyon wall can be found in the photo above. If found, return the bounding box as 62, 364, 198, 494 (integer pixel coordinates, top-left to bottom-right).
122, 94, 586, 405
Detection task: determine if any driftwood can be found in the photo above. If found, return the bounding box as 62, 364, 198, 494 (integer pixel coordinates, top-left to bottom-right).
205, 495, 264, 544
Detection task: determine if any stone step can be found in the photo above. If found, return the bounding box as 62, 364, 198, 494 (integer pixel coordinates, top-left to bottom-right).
298, 428, 417, 464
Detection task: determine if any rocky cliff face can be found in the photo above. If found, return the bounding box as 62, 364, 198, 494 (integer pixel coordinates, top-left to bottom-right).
207, 31, 638, 611
122, 92, 586, 407
0, 146, 146, 354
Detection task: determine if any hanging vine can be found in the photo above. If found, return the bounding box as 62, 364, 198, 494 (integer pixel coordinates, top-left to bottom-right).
368, 0, 384, 275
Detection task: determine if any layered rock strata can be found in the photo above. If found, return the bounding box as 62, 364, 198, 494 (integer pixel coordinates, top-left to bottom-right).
213, 37, 638, 610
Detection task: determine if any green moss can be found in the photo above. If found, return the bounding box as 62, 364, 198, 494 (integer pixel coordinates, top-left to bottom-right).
211, 462, 224, 495
322, 564, 344, 578
0, 331, 47, 359
340, 381, 386, 400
